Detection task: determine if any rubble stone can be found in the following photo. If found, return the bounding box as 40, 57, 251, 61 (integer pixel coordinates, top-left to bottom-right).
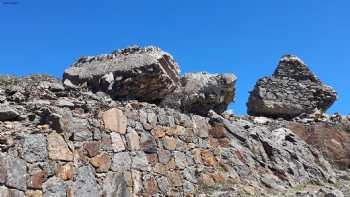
102, 108, 127, 134
47, 133, 73, 161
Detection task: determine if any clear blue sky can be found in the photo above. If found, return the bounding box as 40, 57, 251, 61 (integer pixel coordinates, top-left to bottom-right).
1, 0, 349, 115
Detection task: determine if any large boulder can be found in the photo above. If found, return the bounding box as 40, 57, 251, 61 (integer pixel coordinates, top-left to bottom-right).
247, 55, 337, 119
161, 72, 236, 116
63, 46, 181, 102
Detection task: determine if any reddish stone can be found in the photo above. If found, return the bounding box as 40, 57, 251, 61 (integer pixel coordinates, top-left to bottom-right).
146, 153, 158, 166
84, 141, 100, 157
30, 171, 48, 189
209, 123, 226, 138
201, 150, 217, 166
144, 175, 158, 195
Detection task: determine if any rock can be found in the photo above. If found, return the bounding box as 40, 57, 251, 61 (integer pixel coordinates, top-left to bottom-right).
162, 72, 236, 116
156, 176, 170, 194
174, 151, 187, 169
110, 132, 126, 152
111, 152, 131, 172
167, 171, 183, 187
201, 150, 217, 166
102, 172, 130, 197
90, 153, 112, 172
56, 98, 75, 108
198, 173, 215, 187
143, 174, 158, 195
248, 55, 337, 118
163, 136, 177, 150
316, 188, 344, 197
71, 118, 92, 141
22, 134, 48, 162
3, 156, 27, 191
29, 170, 48, 189
102, 108, 127, 134
0, 186, 9, 196
157, 149, 172, 164
126, 128, 140, 151
43, 176, 69, 197
288, 122, 350, 170
253, 116, 272, 125
193, 115, 209, 138
56, 163, 74, 181
26, 190, 43, 197
63, 46, 180, 102
132, 151, 149, 170
84, 142, 100, 157
74, 166, 101, 197
47, 133, 73, 161
0, 104, 19, 121
140, 133, 157, 153
8, 189, 25, 197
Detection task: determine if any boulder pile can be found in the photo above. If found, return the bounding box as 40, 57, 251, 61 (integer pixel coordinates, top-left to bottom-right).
63, 46, 236, 116
247, 55, 337, 119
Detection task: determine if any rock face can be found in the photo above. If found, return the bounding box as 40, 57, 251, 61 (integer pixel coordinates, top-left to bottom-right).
63, 46, 181, 102
0, 75, 347, 196
161, 72, 237, 116
247, 55, 337, 118
288, 121, 350, 170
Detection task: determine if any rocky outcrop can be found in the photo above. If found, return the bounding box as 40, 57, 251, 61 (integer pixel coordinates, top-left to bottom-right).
0, 75, 346, 196
161, 72, 237, 116
63, 46, 236, 116
63, 46, 181, 102
288, 121, 350, 170
247, 55, 337, 119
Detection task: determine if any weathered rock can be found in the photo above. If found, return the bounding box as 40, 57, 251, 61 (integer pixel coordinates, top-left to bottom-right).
56, 163, 74, 181
0, 104, 19, 121
102, 108, 127, 134
42, 176, 68, 197
288, 122, 350, 170
132, 151, 149, 170
74, 166, 101, 197
90, 153, 112, 172
26, 190, 43, 197
29, 170, 48, 189
140, 133, 157, 154
2, 156, 27, 191
47, 133, 73, 161
126, 128, 140, 151
84, 141, 100, 157
162, 72, 236, 116
63, 46, 180, 102
102, 172, 130, 197
111, 152, 131, 172
0, 185, 9, 196
22, 134, 48, 162
110, 132, 126, 152
248, 55, 337, 118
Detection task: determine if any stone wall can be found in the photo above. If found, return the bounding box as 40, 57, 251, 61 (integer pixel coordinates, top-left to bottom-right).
0, 75, 340, 196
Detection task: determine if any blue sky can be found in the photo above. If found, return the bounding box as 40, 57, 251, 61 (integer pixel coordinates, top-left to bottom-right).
1, 0, 349, 115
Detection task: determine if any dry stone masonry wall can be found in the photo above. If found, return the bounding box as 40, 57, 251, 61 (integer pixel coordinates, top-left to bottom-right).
0, 46, 348, 197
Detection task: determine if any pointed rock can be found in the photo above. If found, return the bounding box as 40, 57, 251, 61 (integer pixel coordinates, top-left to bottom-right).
247, 55, 337, 118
